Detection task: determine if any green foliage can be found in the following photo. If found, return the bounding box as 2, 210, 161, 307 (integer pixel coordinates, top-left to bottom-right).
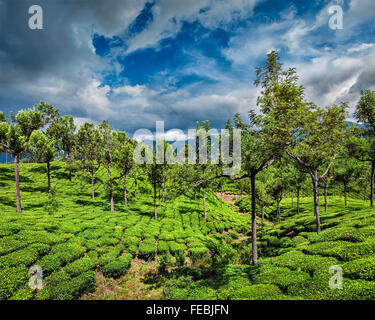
252, 265, 311, 292
36, 254, 62, 276
50, 243, 86, 265
0, 243, 50, 267
37, 271, 96, 300
229, 284, 285, 300
101, 253, 132, 278
187, 280, 217, 300
344, 256, 375, 280
64, 256, 95, 276
138, 238, 157, 260
267, 250, 339, 275
0, 265, 29, 300
188, 247, 209, 262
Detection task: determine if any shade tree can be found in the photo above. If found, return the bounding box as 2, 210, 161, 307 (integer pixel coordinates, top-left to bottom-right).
287, 103, 348, 233
98, 121, 118, 211
333, 154, 363, 206
47, 115, 76, 182
75, 122, 102, 200
112, 131, 137, 207
29, 130, 57, 191
349, 89, 375, 206
0, 108, 44, 212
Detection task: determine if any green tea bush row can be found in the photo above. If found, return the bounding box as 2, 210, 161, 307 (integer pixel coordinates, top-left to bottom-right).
101, 253, 132, 278
0, 265, 29, 300
64, 256, 96, 277
50, 243, 86, 265
0, 243, 50, 267
138, 239, 156, 260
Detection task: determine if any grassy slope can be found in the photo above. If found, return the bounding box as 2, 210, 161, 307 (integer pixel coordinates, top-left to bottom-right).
1, 162, 375, 300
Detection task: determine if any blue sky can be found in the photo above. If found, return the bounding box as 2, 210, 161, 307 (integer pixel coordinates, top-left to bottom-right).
0, 0, 375, 139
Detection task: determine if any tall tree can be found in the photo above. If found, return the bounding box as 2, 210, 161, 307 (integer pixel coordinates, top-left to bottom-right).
98, 121, 117, 211
145, 141, 164, 220
0, 108, 43, 212
48, 115, 76, 182
113, 131, 136, 207
287, 104, 348, 233
333, 155, 362, 206
29, 130, 57, 191
195, 120, 215, 221
0, 111, 7, 163
197, 51, 310, 265
75, 123, 101, 200
351, 89, 375, 206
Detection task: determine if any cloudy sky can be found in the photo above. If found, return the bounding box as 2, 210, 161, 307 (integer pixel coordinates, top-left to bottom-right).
0, 0, 375, 136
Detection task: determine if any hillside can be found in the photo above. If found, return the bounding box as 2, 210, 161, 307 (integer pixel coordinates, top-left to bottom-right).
1, 162, 375, 300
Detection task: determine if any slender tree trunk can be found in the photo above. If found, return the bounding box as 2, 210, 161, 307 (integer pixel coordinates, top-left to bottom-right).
91, 170, 95, 200
297, 188, 300, 214
159, 187, 161, 209
107, 164, 114, 212
324, 182, 328, 213
163, 177, 165, 202
277, 200, 281, 223
194, 190, 197, 201
371, 162, 374, 207
203, 187, 207, 221
47, 161, 51, 191
312, 175, 321, 234
5, 150, 8, 164
154, 183, 157, 220
123, 174, 128, 207
68, 152, 72, 182
344, 183, 347, 207
250, 173, 257, 266
14, 155, 21, 213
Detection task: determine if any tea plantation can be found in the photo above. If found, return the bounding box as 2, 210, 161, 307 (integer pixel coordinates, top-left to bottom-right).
1, 162, 375, 300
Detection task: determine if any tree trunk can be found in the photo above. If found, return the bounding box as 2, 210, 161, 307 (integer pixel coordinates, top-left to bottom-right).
163, 177, 165, 202
324, 182, 328, 213
91, 170, 95, 200
5, 150, 8, 164
261, 205, 265, 221
277, 200, 281, 223
297, 188, 300, 214
203, 187, 207, 221
250, 173, 258, 266
123, 174, 128, 207
371, 162, 374, 207
312, 175, 321, 234
68, 152, 72, 182
46, 161, 51, 191
194, 190, 197, 201
344, 183, 347, 207
14, 155, 22, 213
154, 183, 157, 220
107, 165, 114, 212
159, 187, 161, 210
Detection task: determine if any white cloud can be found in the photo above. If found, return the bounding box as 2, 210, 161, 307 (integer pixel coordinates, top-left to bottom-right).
125, 0, 259, 53
113, 85, 147, 97
347, 43, 375, 54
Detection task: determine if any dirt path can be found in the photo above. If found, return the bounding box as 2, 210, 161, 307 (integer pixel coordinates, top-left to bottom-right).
81, 258, 163, 300
215, 192, 248, 205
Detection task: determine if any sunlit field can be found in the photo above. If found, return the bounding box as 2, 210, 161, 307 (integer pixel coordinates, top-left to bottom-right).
1, 162, 375, 300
